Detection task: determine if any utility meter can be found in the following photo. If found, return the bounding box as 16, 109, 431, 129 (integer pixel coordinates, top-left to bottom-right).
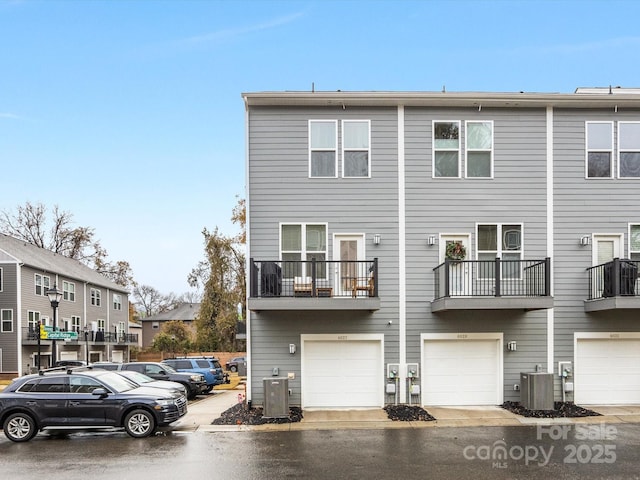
387, 363, 400, 379
406, 363, 419, 378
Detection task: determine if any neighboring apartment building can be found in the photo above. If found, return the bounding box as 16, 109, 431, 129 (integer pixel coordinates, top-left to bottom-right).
140, 303, 200, 348
243, 87, 640, 409
0, 233, 134, 374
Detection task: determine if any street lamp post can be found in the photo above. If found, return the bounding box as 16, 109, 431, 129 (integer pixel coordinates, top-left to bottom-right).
84, 326, 89, 363
46, 284, 63, 367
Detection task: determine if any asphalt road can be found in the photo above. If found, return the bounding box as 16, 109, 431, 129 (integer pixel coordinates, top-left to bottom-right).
1, 424, 640, 479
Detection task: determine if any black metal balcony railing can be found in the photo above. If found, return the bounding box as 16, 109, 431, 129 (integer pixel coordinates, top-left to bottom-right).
22, 327, 138, 344
433, 258, 551, 300
250, 258, 378, 298
587, 258, 639, 300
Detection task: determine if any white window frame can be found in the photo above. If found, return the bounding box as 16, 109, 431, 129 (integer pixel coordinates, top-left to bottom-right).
476, 223, 524, 280
433, 120, 461, 178
63, 280, 75, 302
113, 293, 122, 311
618, 121, 640, 179
586, 121, 614, 179
97, 319, 105, 332
28, 311, 41, 330
629, 224, 640, 260
342, 119, 371, 178
280, 222, 328, 280
71, 316, 81, 333
90, 288, 101, 307
465, 120, 494, 178
1, 309, 13, 333
35, 273, 51, 296
309, 120, 338, 178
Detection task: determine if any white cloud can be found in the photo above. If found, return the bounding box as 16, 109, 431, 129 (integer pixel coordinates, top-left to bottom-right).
0, 113, 21, 119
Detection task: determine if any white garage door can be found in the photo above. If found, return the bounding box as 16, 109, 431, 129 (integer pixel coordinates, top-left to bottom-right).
423, 338, 501, 406
575, 338, 640, 405
302, 339, 383, 408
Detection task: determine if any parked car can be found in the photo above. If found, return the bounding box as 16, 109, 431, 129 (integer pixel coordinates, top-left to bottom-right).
0, 368, 187, 442
90, 362, 207, 400
225, 356, 246, 373
115, 370, 188, 396
162, 357, 228, 392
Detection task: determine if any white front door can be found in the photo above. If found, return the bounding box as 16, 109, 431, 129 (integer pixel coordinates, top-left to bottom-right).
440, 234, 471, 295
333, 234, 365, 296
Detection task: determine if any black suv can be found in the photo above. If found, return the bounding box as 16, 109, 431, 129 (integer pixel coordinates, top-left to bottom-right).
92, 362, 207, 400
0, 368, 187, 442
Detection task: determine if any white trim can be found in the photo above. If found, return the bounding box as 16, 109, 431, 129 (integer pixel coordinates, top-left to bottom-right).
244, 97, 252, 401
398, 105, 406, 401
592, 233, 623, 265
432, 120, 461, 178
629, 223, 640, 258
300, 333, 385, 408
420, 332, 504, 405
546, 106, 554, 373
341, 119, 371, 178
464, 120, 494, 179
585, 121, 614, 179
308, 119, 338, 178
617, 121, 640, 179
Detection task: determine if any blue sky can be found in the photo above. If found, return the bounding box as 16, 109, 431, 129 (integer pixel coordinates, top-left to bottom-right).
2, 0, 640, 295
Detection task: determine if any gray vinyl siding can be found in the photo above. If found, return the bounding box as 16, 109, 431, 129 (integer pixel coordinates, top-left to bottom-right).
553, 108, 640, 364
0, 263, 18, 371
248, 106, 400, 404
404, 107, 550, 402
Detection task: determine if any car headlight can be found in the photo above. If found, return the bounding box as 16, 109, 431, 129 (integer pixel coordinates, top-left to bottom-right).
155, 399, 174, 407
190, 374, 202, 382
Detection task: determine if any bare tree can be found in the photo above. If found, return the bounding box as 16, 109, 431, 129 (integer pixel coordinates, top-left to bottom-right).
0, 202, 133, 287
132, 284, 177, 317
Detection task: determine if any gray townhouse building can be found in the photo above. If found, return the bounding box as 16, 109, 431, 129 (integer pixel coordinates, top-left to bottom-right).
0, 233, 135, 374
243, 87, 640, 410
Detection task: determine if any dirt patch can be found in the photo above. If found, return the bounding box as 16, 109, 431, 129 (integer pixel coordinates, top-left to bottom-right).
212, 403, 303, 425
384, 404, 436, 422
501, 401, 602, 418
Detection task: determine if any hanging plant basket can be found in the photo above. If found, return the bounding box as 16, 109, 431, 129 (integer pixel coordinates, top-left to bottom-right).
445, 242, 466, 261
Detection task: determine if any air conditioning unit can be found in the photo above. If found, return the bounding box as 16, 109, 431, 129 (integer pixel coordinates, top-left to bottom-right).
520, 372, 554, 410
263, 377, 289, 418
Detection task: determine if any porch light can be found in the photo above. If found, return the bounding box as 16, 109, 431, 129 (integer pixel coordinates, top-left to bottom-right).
427, 235, 437, 246
373, 234, 381, 245
289, 344, 296, 355
507, 341, 517, 352
579, 235, 591, 246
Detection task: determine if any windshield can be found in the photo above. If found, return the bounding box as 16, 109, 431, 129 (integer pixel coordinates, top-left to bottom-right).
120, 371, 153, 384
161, 364, 178, 373
97, 371, 143, 393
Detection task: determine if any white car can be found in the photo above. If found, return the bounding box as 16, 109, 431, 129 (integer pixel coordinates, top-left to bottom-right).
116, 370, 188, 397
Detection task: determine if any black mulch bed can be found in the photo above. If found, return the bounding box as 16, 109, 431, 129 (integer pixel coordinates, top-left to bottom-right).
212, 403, 304, 425
384, 404, 436, 422
501, 401, 602, 418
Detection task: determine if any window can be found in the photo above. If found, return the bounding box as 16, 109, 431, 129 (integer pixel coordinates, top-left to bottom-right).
477, 224, 523, 279
90, 288, 101, 307
63, 281, 75, 302
309, 120, 337, 177
113, 294, 122, 311
35, 274, 51, 296
27, 311, 40, 331
466, 121, 493, 178
619, 122, 640, 178
71, 316, 81, 333
342, 120, 370, 177
630, 225, 640, 261
97, 319, 105, 332
586, 122, 613, 178
1, 309, 13, 333
280, 223, 327, 278
433, 121, 460, 177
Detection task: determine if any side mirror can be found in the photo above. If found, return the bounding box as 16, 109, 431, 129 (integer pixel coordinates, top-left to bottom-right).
91, 388, 108, 398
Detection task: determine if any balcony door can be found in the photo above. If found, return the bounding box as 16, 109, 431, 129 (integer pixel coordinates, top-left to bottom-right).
333, 234, 365, 296
593, 234, 623, 298
440, 234, 471, 295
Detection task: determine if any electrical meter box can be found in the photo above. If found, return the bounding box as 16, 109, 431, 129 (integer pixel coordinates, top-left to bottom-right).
406, 363, 419, 378
387, 363, 400, 379
263, 377, 289, 418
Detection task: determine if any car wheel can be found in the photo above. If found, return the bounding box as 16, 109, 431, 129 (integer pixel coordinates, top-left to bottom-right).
3, 412, 37, 442
230, 365, 237, 373
124, 409, 156, 438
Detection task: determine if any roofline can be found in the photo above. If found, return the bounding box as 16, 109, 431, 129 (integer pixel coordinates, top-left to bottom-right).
242, 90, 640, 109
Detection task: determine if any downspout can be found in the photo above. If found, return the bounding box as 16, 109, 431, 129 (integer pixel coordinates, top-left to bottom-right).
398, 104, 407, 403
243, 95, 252, 403
546, 106, 555, 375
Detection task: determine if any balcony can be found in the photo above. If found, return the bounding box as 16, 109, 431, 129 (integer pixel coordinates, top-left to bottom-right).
21, 327, 138, 345
585, 258, 640, 312
248, 258, 380, 312
431, 258, 553, 312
